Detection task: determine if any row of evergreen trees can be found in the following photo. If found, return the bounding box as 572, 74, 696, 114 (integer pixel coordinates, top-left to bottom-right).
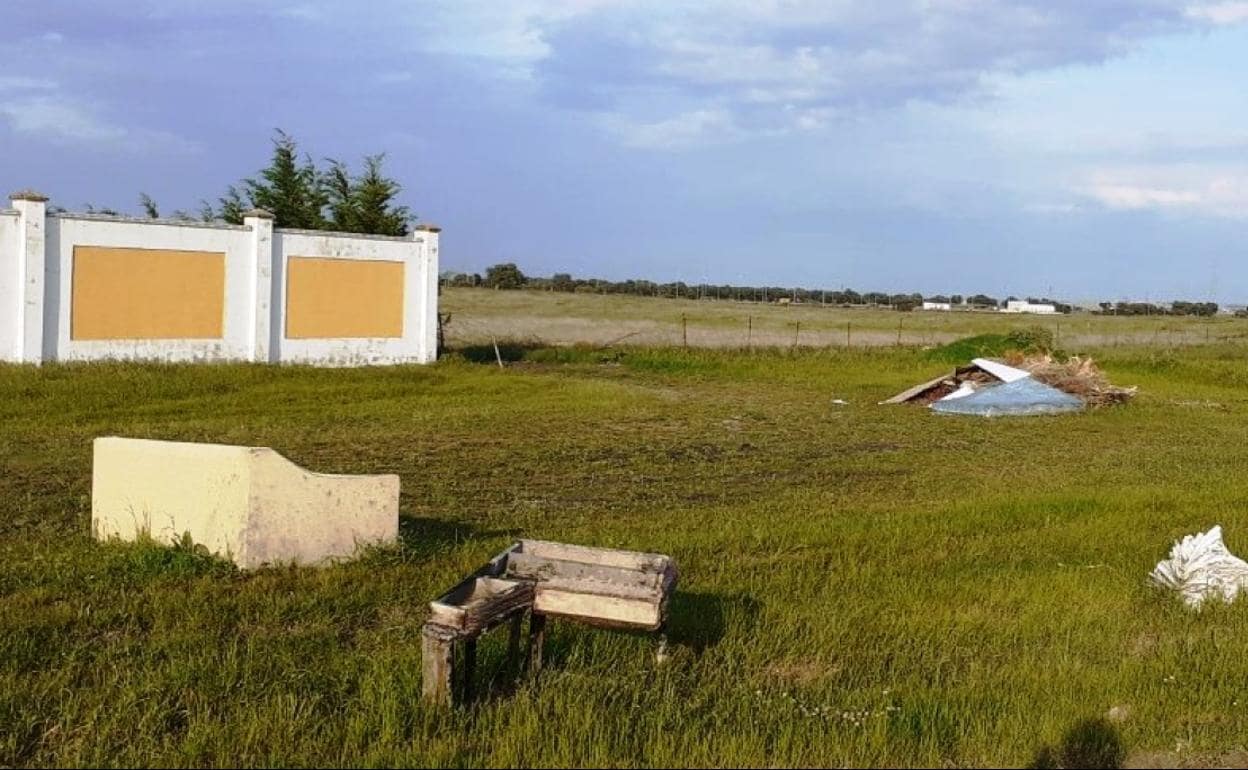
126, 131, 412, 236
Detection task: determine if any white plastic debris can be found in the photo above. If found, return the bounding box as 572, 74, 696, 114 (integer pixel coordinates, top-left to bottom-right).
938, 382, 978, 402
1149, 526, 1248, 609
930, 377, 1083, 417
970, 357, 1031, 383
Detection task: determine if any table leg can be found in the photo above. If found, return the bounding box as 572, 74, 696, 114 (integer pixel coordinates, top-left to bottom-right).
422, 624, 456, 706
527, 613, 547, 675
507, 612, 524, 681
461, 637, 478, 705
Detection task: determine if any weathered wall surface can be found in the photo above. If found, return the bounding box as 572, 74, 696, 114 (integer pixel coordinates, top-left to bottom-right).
92, 436, 400, 569
92, 437, 254, 561
0, 210, 18, 360
274, 229, 437, 365
0, 191, 440, 366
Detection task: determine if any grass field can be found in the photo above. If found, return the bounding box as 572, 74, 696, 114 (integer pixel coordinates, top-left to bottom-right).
5, 335, 1248, 766
443, 287, 1248, 351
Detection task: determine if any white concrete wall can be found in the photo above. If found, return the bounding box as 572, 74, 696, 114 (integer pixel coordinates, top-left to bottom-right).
0, 191, 439, 366
0, 210, 18, 360
47, 214, 255, 363
92, 436, 400, 569
11, 195, 47, 363
274, 227, 438, 365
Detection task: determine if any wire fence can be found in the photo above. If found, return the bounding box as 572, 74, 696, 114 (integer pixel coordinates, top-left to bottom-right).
443, 310, 1248, 352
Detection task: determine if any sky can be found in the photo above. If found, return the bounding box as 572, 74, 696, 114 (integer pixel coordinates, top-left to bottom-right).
2, 1, 1247, 303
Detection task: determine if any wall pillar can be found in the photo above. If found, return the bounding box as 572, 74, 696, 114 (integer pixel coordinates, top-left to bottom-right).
10, 190, 48, 364
413, 224, 441, 363
244, 209, 276, 363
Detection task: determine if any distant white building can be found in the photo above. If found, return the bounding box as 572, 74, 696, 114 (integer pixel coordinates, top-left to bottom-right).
921, 301, 952, 311
1002, 300, 1058, 315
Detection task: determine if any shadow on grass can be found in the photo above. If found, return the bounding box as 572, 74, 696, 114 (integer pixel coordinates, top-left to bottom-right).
397, 516, 521, 560
667, 591, 761, 654
534, 590, 761, 674
454, 342, 545, 364
1030, 717, 1126, 769
455, 591, 762, 709
447, 343, 623, 366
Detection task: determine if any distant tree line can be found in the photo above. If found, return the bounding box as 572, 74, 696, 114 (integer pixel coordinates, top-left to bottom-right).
442, 264, 1081, 312
73, 131, 415, 236
1096, 301, 1219, 317
445, 264, 1230, 316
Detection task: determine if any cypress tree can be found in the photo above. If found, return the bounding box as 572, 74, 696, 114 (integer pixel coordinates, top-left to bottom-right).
242, 130, 327, 229
204, 131, 415, 235
348, 154, 411, 236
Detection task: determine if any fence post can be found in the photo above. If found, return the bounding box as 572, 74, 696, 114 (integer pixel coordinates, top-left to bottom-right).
10, 190, 48, 364
413, 224, 442, 363
243, 209, 275, 363
746, 315, 752, 349
682, 314, 687, 349
846, 321, 851, 348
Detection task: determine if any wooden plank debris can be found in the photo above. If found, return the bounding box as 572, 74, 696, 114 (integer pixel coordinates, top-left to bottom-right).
422, 539, 678, 705
505, 541, 678, 631
880, 362, 1008, 405
428, 576, 534, 635
879, 372, 953, 405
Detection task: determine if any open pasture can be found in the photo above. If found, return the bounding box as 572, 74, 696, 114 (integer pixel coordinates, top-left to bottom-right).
4, 337, 1248, 766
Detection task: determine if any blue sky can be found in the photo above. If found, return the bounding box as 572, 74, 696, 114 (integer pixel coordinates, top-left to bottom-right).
2, 1, 1246, 302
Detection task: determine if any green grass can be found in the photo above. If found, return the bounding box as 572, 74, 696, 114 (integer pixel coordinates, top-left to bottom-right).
922, 327, 1059, 364
4, 344, 1248, 767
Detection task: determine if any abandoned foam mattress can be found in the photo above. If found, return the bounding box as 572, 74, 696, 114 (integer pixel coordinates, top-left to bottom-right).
930, 377, 1083, 417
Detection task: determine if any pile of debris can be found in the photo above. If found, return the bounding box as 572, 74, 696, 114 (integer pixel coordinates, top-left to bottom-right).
883, 356, 1135, 417
1016, 354, 1138, 408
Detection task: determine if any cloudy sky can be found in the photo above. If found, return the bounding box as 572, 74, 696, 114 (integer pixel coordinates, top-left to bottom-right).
3, 2, 1247, 301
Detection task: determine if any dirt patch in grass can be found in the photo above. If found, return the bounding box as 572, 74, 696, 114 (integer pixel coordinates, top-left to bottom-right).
763, 657, 841, 687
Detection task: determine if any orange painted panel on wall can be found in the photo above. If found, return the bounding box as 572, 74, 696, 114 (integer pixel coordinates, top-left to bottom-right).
285, 257, 404, 339
71, 247, 225, 340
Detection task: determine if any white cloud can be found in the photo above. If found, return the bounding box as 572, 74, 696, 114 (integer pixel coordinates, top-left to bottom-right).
1024, 202, 1084, 215
0, 96, 128, 143
0, 95, 199, 153
0, 73, 195, 153
1186, 1, 1248, 24
1081, 167, 1248, 218
1088, 183, 1201, 209
415, 0, 633, 75
409, 0, 1248, 147
0, 76, 58, 92
602, 108, 739, 149
274, 4, 327, 22
41, 32, 65, 44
